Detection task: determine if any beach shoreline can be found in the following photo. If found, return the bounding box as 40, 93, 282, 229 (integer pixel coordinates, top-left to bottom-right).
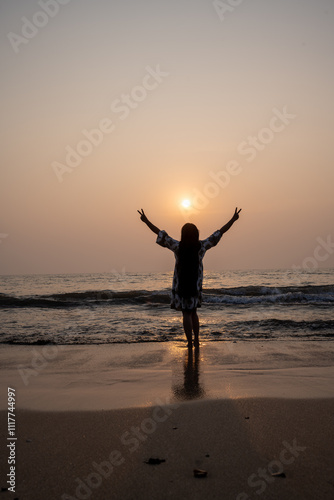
1, 341, 334, 411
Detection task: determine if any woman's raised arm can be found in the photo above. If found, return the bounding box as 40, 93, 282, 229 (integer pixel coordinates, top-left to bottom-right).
137, 209, 160, 235
219, 207, 242, 236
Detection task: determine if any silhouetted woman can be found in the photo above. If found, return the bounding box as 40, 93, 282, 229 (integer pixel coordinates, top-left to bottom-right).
137, 207, 241, 348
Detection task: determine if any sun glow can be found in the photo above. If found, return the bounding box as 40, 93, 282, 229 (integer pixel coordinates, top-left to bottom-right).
181, 199, 191, 209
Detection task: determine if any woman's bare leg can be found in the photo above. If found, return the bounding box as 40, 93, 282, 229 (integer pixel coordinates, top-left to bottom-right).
182, 311, 193, 348
192, 310, 199, 347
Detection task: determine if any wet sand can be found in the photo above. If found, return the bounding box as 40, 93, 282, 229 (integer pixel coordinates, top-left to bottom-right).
0, 341, 334, 499
0, 341, 334, 411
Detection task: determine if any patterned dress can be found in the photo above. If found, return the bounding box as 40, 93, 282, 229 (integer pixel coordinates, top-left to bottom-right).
156, 229, 222, 311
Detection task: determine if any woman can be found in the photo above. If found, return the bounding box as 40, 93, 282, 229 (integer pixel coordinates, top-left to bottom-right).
137, 207, 241, 348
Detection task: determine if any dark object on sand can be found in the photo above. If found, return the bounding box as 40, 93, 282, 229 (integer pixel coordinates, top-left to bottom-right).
271, 471, 286, 478
193, 469, 208, 478
145, 458, 166, 465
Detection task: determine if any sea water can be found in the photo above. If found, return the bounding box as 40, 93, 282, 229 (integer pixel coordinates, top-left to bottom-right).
0, 269, 333, 345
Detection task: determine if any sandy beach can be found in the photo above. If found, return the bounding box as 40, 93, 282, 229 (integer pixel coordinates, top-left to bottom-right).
2, 0, 334, 496
1, 341, 334, 499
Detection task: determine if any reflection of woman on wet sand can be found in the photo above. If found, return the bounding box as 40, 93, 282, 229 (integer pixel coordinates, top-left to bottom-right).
138, 207, 241, 348
172, 348, 204, 401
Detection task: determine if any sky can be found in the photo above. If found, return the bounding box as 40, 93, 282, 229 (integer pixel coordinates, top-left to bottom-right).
1, 0, 334, 275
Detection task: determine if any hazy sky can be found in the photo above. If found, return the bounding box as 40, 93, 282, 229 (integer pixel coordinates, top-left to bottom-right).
1, 0, 333, 275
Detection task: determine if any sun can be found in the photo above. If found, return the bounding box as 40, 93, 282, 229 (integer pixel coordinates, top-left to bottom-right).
181, 199, 191, 209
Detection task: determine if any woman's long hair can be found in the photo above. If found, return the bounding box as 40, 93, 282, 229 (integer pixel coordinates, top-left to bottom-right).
177, 223, 200, 299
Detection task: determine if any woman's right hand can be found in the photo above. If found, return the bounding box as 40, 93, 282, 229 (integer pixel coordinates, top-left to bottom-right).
233, 207, 242, 221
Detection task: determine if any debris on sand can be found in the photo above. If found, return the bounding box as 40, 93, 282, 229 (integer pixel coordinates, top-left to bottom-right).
144, 458, 166, 465
271, 471, 286, 478
193, 469, 208, 478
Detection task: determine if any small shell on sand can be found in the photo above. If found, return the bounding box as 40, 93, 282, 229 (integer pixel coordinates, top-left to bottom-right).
271, 471, 286, 478
193, 469, 208, 478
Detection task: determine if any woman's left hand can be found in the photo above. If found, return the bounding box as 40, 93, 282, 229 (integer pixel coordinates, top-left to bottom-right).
137, 208, 148, 224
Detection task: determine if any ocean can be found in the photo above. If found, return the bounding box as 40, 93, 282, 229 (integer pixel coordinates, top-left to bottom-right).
0, 269, 333, 345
